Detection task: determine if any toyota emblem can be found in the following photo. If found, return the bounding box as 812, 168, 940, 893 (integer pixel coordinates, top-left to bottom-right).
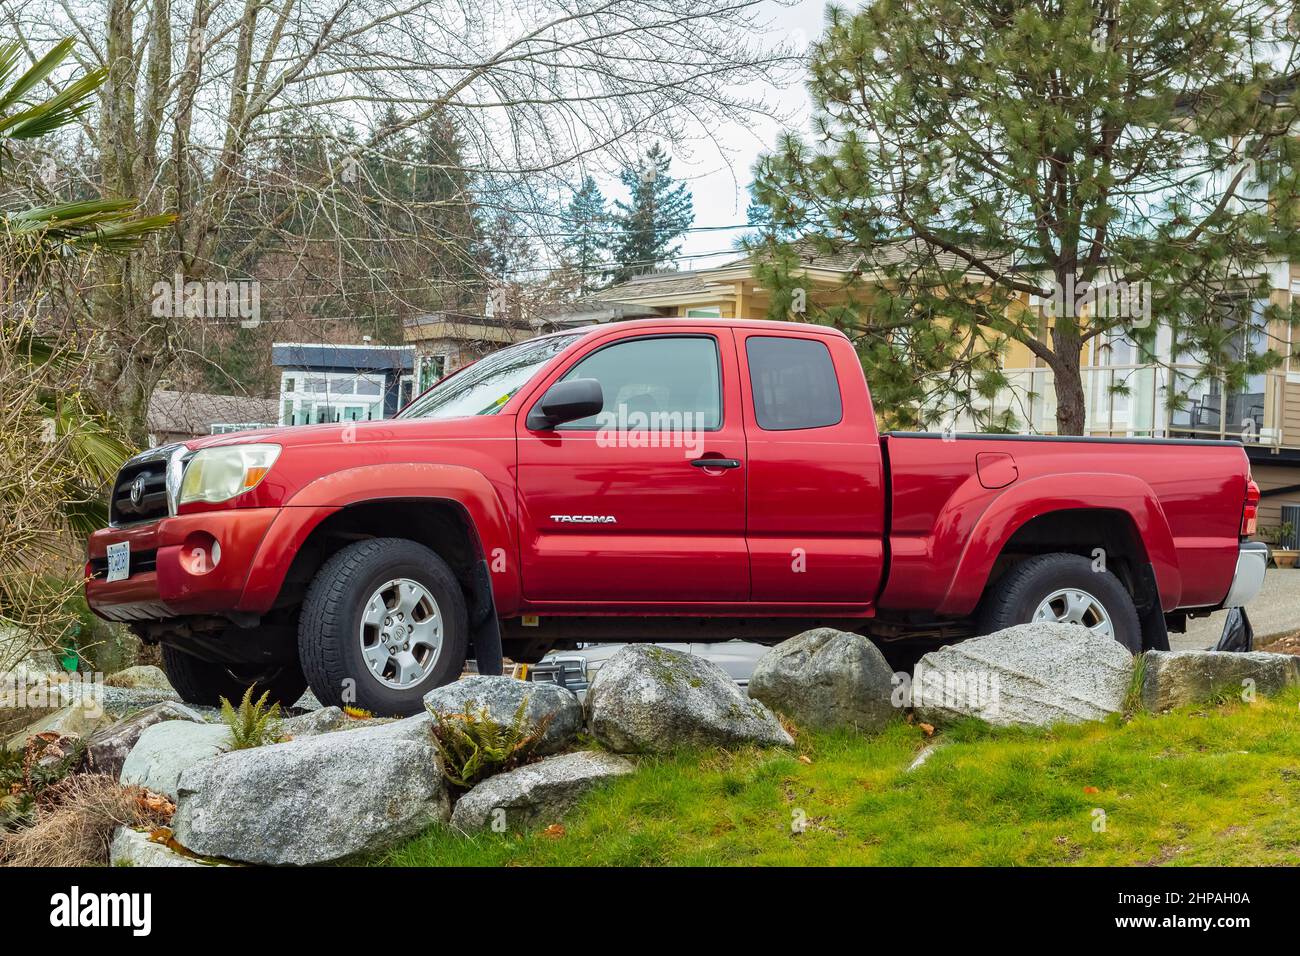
129, 473, 148, 507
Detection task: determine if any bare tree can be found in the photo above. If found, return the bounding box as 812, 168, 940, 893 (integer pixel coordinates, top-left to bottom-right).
4, 0, 795, 439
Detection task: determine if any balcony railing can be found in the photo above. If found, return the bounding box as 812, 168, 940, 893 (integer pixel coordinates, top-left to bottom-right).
939, 364, 1285, 448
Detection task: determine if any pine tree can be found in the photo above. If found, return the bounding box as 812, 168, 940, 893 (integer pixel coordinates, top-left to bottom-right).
412, 110, 485, 314
750, 0, 1300, 435
610, 143, 694, 284
561, 176, 609, 295
483, 211, 534, 281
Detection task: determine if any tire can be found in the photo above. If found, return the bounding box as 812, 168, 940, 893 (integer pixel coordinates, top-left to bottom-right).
298, 537, 468, 716
160, 643, 308, 708
976, 552, 1142, 653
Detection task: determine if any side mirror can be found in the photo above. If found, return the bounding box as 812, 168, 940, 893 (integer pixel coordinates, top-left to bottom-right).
526, 378, 604, 430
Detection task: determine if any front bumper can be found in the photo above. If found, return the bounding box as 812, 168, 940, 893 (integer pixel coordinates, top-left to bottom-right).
1221, 541, 1268, 609
85, 509, 281, 622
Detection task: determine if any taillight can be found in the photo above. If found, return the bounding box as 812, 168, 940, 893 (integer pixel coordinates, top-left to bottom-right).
1241, 478, 1260, 537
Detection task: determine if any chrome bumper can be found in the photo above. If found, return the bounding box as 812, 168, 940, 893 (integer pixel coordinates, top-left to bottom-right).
1222, 542, 1268, 608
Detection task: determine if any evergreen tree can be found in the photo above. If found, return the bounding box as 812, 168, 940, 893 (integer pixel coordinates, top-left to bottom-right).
483, 211, 534, 282
750, 0, 1300, 434
412, 110, 485, 314
610, 143, 694, 283
561, 176, 609, 295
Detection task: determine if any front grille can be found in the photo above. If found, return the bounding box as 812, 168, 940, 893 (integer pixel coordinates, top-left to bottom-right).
88, 548, 158, 579
110, 446, 180, 525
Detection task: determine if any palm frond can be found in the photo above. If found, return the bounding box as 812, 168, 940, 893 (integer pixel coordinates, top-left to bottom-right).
0, 38, 77, 115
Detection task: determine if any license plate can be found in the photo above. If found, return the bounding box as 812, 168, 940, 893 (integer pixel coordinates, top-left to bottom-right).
106, 541, 130, 582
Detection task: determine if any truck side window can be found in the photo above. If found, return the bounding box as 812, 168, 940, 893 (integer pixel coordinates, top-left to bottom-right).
560, 335, 722, 431
746, 336, 843, 430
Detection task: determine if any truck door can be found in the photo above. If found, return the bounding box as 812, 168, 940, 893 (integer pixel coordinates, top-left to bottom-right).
736, 329, 886, 606
516, 328, 749, 603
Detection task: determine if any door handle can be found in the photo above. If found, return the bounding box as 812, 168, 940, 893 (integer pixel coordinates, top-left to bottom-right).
690, 457, 741, 470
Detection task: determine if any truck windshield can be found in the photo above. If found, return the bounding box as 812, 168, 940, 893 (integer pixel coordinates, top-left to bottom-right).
398, 333, 583, 420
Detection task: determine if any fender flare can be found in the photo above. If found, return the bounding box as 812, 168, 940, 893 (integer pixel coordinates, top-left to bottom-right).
935, 472, 1183, 616
237, 463, 520, 616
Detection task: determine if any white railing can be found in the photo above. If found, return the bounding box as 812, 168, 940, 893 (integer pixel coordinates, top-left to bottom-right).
933, 364, 1285, 447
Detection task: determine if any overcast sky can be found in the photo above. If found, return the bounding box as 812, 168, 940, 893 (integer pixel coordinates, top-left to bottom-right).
622, 0, 829, 269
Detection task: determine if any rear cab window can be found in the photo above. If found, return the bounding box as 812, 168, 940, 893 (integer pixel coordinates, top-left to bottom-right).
745, 335, 843, 430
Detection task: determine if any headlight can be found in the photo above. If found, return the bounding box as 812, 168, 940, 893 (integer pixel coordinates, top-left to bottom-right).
178, 444, 280, 506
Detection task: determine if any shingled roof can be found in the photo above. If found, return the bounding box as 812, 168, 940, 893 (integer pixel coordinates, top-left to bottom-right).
148, 389, 279, 435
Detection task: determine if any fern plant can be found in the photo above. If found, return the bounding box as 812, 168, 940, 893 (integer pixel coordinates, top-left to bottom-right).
0, 747, 33, 830
0, 733, 85, 830
429, 697, 551, 789
219, 687, 283, 750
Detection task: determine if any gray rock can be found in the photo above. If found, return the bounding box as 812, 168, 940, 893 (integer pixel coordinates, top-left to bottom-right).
278, 706, 347, 738
0, 627, 59, 675
172, 715, 449, 865
1, 670, 74, 742
914, 623, 1134, 728
58, 678, 184, 719
84, 702, 207, 778
748, 628, 897, 732
1141, 650, 1300, 711
120, 721, 233, 800
103, 665, 173, 691
423, 675, 582, 755
109, 827, 228, 867
586, 644, 793, 753
450, 750, 634, 832
4, 695, 108, 750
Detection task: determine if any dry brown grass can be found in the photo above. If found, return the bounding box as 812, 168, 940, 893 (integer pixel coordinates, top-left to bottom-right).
0, 773, 173, 868
1256, 630, 1300, 656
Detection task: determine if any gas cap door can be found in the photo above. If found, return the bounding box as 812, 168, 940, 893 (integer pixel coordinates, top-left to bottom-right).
976, 451, 1019, 490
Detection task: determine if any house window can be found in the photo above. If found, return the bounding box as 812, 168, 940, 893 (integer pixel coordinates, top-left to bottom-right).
685, 307, 722, 318
210, 422, 275, 434
419, 354, 447, 391
279, 370, 386, 425
1170, 296, 1269, 438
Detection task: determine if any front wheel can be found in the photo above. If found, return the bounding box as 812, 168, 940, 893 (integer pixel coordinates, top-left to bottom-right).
976, 552, 1142, 653
298, 537, 468, 716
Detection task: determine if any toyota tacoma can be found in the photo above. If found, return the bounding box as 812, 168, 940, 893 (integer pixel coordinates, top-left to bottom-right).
86, 319, 1267, 714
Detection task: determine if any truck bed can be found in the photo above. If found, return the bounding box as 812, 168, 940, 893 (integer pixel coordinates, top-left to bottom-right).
877, 432, 1251, 616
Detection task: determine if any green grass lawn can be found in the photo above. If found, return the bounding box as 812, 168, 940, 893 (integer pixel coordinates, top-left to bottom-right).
373, 689, 1300, 866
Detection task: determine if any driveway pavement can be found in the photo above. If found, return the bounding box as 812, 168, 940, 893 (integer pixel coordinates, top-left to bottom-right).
1169, 569, 1300, 651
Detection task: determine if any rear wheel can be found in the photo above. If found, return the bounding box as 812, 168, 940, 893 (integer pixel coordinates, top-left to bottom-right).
977, 552, 1142, 653
160, 643, 308, 708
298, 537, 468, 716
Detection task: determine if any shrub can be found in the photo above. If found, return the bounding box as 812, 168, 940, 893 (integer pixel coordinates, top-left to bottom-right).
429, 698, 551, 789
219, 686, 283, 750
1, 731, 85, 830
0, 774, 173, 867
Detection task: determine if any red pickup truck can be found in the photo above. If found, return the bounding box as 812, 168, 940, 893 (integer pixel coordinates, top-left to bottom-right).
86, 319, 1266, 714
